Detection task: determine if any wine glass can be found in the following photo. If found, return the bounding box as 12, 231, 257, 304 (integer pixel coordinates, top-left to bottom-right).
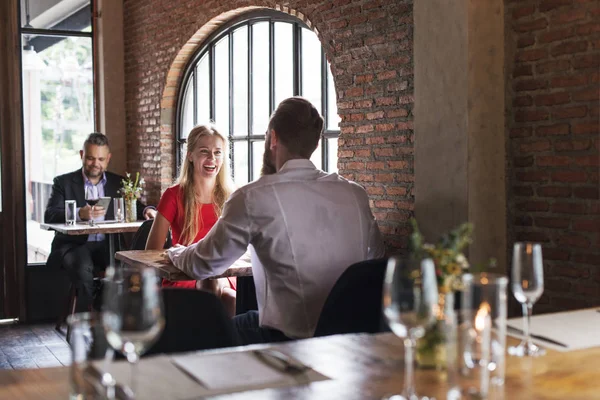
85, 186, 99, 226
102, 266, 165, 397
508, 242, 545, 357
382, 256, 439, 400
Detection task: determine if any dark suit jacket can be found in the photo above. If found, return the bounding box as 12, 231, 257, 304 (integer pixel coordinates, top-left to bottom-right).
44, 169, 148, 269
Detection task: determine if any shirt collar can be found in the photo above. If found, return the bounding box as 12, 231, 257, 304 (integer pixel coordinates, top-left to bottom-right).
82, 168, 107, 186
279, 159, 317, 172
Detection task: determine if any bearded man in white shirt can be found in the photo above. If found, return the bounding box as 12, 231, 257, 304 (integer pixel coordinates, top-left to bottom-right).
168, 96, 385, 344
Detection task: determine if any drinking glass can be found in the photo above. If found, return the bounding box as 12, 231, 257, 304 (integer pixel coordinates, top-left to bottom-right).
65, 200, 77, 225
113, 198, 125, 222
68, 312, 116, 400
508, 242, 545, 357
85, 186, 99, 226
102, 266, 165, 396
382, 256, 439, 400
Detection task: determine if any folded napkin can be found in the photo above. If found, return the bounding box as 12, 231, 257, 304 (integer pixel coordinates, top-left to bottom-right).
507, 308, 600, 352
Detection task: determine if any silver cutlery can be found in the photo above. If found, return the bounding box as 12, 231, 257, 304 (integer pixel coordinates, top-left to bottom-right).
507, 325, 568, 348
252, 349, 310, 374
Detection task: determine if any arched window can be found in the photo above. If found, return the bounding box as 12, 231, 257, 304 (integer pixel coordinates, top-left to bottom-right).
177, 10, 340, 186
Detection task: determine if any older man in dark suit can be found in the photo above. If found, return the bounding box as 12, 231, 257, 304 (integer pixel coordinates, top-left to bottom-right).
44, 133, 156, 312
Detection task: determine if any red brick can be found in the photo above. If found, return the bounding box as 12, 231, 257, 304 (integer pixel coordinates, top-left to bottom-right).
516, 79, 548, 91
516, 171, 550, 182
366, 111, 385, 120
346, 87, 364, 97
375, 123, 395, 132
535, 92, 571, 106
375, 97, 396, 106
365, 136, 384, 145
552, 170, 589, 182
551, 9, 587, 23
377, 70, 396, 81
513, 65, 533, 77
537, 186, 572, 197
554, 139, 592, 151
537, 155, 572, 166
518, 36, 536, 48
514, 215, 534, 226
536, 123, 570, 136
576, 22, 600, 35
386, 109, 408, 118
366, 161, 385, 170
553, 265, 590, 278
374, 200, 395, 208
572, 54, 600, 69
539, 0, 573, 11
572, 89, 600, 102
514, 95, 533, 107
366, 186, 384, 196
573, 186, 600, 199
516, 49, 548, 62
388, 160, 409, 169
339, 150, 354, 158
551, 41, 588, 56
515, 109, 550, 122
519, 140, 552, 152
535, 217, 570, 228
558, 234, 591, 248
552, 106, 587, 119
551, 201, 588, 214
516, 18, 548, 32
398, 95, 414, 104
515, 155, 534, 167
354, 149, 371, 157
516, 201, 550, 212
356, 124, 374, 134
374, 148, 394, 157
386, 186, 408, 196
374, 173, 394, 183
355, 74, 374, 84
512, 5, 536, 19
510, 127, 533, 138
573, 219, 600, 232
396, 121, 413, 130
516, 231, 551, 242
543, 248, 570, 261
538, 26, 576, 43
514, 186, 535, 196
572, 253, 600, 265
535, 59, 571, 74
550, 74, 588, 88
574, 155, 600, 166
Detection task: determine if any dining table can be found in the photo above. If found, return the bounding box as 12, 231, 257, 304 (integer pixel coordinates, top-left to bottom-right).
0, 331, 599, 399
40, 220, 144, 267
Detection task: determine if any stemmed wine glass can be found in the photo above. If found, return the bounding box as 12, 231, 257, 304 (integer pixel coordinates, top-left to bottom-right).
102, 266, 165, 397
382, 256, 439, 400
508, 242, 545, 357
85, 186, 99, 226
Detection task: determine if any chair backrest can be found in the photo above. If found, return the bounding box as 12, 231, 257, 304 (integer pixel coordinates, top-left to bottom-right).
145, 288, 239, 356
129, 219, 172, 250
313, 257, 388, 337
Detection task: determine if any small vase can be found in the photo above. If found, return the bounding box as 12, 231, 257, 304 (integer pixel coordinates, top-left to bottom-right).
125, 198, 137, 222
416, 292, 456, 370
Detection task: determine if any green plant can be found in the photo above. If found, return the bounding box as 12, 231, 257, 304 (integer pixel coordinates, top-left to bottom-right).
120, 172, 145, 201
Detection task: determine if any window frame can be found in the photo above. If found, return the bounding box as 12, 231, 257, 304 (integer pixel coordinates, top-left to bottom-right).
176, 10, 339, 182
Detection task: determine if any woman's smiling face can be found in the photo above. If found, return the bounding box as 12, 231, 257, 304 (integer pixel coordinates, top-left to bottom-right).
188, 135, 224, 179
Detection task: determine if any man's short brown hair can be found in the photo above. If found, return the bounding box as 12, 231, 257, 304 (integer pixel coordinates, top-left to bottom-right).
268, 97, 324, 158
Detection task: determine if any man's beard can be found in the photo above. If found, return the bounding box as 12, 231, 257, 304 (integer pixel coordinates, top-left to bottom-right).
261, 138, 276, 176
85, 166, 103, 178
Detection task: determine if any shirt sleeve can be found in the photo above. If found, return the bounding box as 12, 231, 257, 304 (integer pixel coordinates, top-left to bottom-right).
157, 187, 178, 223
168, 189, 251, 279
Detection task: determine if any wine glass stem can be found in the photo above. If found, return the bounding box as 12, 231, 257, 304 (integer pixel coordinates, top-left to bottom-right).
90, 205, 94, 225
126, 351, 139, 396
522, 302, 533, 350
403, 336, 417, 399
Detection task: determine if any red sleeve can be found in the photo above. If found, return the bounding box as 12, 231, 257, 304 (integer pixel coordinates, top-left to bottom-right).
157, 186, 178, 223
162, 278, 197, 289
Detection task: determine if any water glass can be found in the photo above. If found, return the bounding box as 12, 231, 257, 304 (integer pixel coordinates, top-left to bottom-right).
68, 312, 115, 400
448, 273, 508, 400
65, 200, 77, 225
113, 198, 125, 222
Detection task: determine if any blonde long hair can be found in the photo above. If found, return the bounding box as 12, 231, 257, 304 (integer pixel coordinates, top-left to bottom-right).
176, 124, 235, 245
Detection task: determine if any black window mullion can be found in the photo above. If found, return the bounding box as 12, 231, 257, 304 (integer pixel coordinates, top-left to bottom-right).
269, 21, 275, 114
209, 46, 215, 121
228, 32, 234, 176
321, 49, 328, 170
247, 23, 254, 182
192, 68, 198, 126
295, 24, 302, 96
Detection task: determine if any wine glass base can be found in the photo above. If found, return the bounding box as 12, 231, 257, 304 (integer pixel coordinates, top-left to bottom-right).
382, 395, 436, 400
508, 342, 546, 357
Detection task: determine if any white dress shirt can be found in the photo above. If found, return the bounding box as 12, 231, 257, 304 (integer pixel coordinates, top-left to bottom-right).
168, 159, 385, 338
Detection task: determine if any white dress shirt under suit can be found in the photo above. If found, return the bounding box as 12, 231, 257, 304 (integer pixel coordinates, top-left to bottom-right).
168, 159, 385, 339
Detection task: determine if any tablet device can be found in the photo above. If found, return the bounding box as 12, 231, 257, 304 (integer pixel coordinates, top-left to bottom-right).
94, 196, 111, 210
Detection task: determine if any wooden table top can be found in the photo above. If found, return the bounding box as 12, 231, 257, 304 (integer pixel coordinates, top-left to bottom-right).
40, 221, 144, 235
1, 332, 598, 400
115, 250, 253, 281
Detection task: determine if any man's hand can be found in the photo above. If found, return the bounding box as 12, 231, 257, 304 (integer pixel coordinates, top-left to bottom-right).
144, 208, 157, 220
79, 205, 106, 221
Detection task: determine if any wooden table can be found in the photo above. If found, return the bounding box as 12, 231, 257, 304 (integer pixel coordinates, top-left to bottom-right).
115, 250, 253, 281
1, 332, 598, 399
40, 221, 144, 267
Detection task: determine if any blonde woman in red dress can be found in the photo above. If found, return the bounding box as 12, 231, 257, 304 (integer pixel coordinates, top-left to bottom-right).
146, 124, 236, 316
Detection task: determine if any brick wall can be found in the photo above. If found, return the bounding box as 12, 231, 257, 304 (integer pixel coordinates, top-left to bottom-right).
506, 0, 600, 311
123, 0, 414, 251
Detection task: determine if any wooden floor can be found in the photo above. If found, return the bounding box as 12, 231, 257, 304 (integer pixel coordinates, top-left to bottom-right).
0, 323, 70, 369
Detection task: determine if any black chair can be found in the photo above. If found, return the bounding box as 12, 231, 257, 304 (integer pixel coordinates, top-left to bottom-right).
129, 219, 172, 250
313, 258, 388, 337
145, 288, 240, 356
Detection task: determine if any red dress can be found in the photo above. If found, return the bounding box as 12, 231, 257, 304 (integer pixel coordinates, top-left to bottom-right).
157, 185, 236, 290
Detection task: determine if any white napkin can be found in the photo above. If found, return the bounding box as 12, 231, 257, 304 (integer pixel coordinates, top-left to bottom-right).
507, 308, 600, 352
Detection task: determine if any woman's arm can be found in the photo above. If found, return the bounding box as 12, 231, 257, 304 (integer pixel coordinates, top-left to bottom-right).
145, 212, 171, 250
